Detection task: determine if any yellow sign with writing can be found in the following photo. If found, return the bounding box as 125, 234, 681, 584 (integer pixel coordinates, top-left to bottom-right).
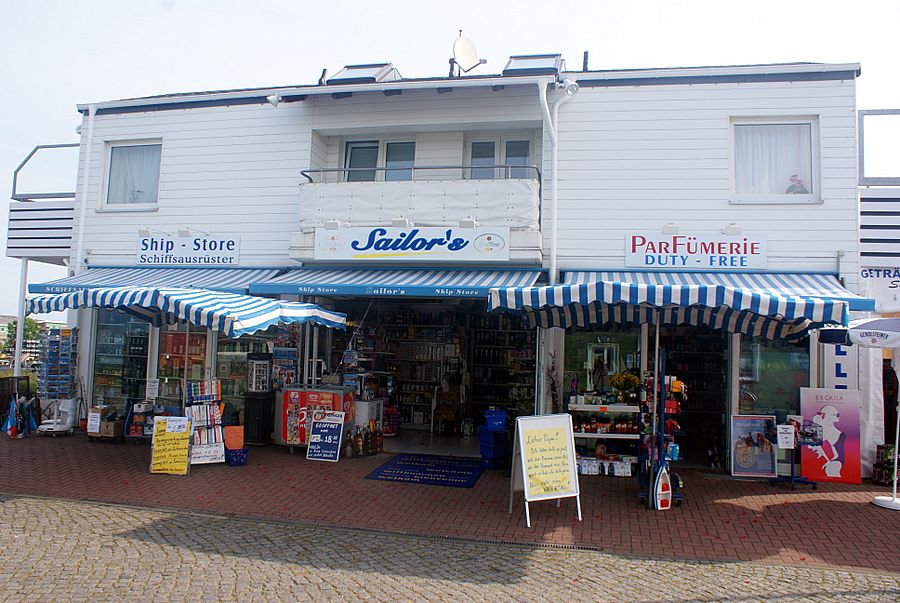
150, 417, 192, 475
523, 426, 574, 497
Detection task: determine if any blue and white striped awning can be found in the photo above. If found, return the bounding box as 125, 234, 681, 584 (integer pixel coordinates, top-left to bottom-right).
29, 267, 284, 295
250, 268, 542, 298
27, 288, 346, 337
489, 271, 871, 340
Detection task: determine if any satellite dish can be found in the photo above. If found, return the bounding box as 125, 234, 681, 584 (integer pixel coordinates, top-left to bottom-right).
452, 31, 486, 74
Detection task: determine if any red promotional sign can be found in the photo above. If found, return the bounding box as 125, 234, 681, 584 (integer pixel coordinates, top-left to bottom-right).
799, 388, 862, 484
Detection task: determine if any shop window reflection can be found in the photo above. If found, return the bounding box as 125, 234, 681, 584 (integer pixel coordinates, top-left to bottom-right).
739, 338, 809, 422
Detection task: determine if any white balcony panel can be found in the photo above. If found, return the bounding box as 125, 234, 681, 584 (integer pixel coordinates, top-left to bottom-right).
6, 200, 75, 264
298, 179, 540, 232
289, 229, 543, 265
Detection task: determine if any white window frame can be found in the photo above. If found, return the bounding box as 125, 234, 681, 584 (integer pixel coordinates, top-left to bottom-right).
100, 139, 163, 212
464, 133, 535, 180
341, 138, 417, 182
729, 117, 820, 205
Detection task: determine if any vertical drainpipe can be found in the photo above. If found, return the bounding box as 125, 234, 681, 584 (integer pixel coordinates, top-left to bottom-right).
13, 260, 28, 378
535, 79, 578, 413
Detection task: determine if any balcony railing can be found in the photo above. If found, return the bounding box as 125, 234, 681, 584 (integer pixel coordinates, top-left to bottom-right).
297, 164, 542, 235
300, 164, 541, 187
7, 144, 78, 264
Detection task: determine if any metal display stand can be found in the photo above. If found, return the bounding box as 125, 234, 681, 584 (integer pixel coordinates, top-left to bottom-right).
769, 446, 817, 490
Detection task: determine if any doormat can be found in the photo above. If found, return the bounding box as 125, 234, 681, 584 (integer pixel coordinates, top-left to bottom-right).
366, 453, 484, 488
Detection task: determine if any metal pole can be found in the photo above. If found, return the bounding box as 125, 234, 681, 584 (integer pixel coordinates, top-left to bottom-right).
13, 259, 29, 378
182, 321, 190, 413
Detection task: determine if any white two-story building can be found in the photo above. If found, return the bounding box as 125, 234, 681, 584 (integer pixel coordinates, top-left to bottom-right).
9, 55, 881, 470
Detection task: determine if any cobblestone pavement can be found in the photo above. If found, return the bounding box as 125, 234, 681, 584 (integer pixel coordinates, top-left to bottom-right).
2, 494, 897, 603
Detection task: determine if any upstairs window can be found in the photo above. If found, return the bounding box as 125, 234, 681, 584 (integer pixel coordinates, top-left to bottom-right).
345, 141, 379, 182
106, 142, 162, 205
468, 137, 532, 180
732, 119, 817, 204
344, 140, 415, 182
384, 142, 415, 181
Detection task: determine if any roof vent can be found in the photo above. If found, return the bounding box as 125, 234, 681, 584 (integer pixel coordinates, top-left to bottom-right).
502, 54, 564, 77
326, 63, 402, 85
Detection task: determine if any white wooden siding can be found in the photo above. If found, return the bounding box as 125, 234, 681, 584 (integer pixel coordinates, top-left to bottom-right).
549, 78, 860, 291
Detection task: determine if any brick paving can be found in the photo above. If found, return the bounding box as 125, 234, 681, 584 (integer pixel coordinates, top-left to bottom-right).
1, 434, 898, 576
2, 494, 898, 602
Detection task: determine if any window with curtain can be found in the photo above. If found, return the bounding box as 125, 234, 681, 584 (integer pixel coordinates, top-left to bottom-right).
733, 122, 814, 198
106, 143, 162, 205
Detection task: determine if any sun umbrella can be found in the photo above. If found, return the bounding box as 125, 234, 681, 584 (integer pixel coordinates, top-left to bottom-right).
819, 317, 900, 511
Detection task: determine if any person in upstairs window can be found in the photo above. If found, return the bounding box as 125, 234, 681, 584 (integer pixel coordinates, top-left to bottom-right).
785, 174, 809, 194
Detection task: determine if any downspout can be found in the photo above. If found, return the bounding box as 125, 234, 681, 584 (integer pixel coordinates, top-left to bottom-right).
536, 80, 578, 286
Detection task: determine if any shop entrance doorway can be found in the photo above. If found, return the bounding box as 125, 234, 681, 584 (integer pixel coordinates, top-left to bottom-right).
326, 298, 537, 456
661, 326, 728, 468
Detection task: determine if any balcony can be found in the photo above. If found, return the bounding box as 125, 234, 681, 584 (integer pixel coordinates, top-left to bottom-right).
291, 165, 543, 264
6, 144, 78, 265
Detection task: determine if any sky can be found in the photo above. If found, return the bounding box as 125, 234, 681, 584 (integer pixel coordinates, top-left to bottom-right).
1, 0, 898, 318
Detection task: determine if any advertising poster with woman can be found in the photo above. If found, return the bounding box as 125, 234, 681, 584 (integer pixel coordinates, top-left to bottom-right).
799, 388, 862, 484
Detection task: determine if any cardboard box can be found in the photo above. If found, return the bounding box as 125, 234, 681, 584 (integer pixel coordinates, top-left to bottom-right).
100, 420, 124, 438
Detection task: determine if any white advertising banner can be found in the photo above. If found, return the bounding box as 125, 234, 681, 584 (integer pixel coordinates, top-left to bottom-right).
314, 226, 510, 262
136, 233, 240, 266
859, 268, 900, 313
625, 232, 767, 269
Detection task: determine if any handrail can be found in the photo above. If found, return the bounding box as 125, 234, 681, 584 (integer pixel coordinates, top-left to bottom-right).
299, 164, 542, 184
11, 143, 79, 201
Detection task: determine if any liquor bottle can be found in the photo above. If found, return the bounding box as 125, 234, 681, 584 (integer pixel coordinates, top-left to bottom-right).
364, 426, 376, 456
375, 423, 384, 453
343, 432, 354, 459
353, 427, 364, 457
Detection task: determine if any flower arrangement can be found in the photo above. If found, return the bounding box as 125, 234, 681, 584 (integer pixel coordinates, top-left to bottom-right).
609, 371, 640, 393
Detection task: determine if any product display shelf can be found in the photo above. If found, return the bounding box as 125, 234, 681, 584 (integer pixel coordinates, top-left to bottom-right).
92, 330, 148, 409
570, 402, 643, 441
471, 324, 536, 408
38, 328, 78, 400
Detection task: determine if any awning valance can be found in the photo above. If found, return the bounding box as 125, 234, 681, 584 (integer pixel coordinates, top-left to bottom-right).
27, 287, 346, 337
250, 267, 542, 298
488, 271, 870, 340
29, 267, 284, 294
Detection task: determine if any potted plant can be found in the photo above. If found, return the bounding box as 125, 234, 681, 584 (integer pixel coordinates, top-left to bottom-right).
609, 371, 640, 403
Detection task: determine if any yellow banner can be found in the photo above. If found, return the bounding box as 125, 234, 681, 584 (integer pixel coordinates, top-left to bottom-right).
523, 427, 573, 496
150, 418, 191, 475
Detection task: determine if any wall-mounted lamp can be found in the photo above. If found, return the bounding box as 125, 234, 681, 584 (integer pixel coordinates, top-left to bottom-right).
266, 93, 282, 108
459, 218, 479, 229
662, 222, 679, 234
721, 223, 742, 235
177, 227, 211, 237
392, 217, 413, 228
324, 219, 342, 230
558, 78, 579, 96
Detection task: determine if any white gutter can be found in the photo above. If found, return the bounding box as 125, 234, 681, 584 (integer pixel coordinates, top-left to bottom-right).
537, 80, 578, 285
74, 104, 95, 274
76, 75, 556, 113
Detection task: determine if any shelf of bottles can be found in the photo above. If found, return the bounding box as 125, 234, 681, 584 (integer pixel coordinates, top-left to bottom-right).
470, 313, 535, 408
91, 309, 148, 410
157, 326, 207, 407
39, 327, 78, 401
216, 333, 270, 419
663, 333, 726, 414
377, 309, 456, 431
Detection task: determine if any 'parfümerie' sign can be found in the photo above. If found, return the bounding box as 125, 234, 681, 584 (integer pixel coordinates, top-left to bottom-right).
314, 226, 510, 262
137, 232, 241, 265
626, 232, 767, 269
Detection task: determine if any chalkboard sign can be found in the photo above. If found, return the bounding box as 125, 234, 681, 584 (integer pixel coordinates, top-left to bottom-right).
306, 410, 345, 462
509, 414, 582, 527
150, 417, 192, 476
